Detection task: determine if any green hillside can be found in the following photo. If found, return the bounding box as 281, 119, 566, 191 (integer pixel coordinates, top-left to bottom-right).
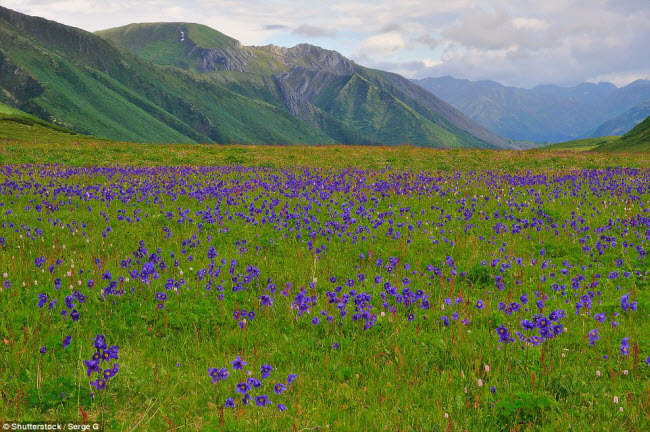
593, 115, 650, 152
96, 23, 239, 71
537, 115, 650, 153
0, 7, 333, 145
0, 7, 523, 148
537, 136, 619, 152
0, 102, 98, 142
96, 21, 523, 148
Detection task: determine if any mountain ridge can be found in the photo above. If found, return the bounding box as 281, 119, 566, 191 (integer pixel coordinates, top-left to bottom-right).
412, 76, 650, 143
95, 21, 527, 148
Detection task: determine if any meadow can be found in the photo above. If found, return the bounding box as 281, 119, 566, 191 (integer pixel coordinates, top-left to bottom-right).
0, 142, 648, 431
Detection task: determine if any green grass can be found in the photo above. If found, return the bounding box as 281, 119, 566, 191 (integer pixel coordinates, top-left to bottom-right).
0, 102, 99, 143
539, 116, 650, 153
538, 136, 620, 152
2, 140, 650, 170
594, 116, 650, 152
0, 140, 648, 431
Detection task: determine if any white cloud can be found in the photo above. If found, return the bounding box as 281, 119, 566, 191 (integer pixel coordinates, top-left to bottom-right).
356, 32, 406, 57
422, 59, 441, 68
2, 0, 648, 87
511, 17, 548, 30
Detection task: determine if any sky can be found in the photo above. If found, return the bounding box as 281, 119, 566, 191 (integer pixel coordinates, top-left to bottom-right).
4, 0, 649, 88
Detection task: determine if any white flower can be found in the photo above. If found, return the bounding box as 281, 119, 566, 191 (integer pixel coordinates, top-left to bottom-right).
596, 370, 601, 377
613, 396, 619, 404
478, 379, 483, 387
485, 365, 490, 373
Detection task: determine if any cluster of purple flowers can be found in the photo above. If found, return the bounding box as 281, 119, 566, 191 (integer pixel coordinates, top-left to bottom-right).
84, 334, 119, 391
210, 356, 293, 412
232, 309, 255, 329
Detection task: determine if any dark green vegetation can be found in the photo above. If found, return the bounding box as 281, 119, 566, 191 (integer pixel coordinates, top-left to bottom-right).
540, 115, 650, 153
0, 7, 524, 149
413, 76, 650, 143
0, 102, 98, 143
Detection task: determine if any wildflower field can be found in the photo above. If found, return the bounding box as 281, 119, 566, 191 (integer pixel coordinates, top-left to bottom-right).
0, 143, 648, 431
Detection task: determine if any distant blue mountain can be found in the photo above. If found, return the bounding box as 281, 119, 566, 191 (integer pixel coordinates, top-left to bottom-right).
412, 76, 650, 143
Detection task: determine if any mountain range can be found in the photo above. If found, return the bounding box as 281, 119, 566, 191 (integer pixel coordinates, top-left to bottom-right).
0, 6, 527, 149
412, 76, 650, 143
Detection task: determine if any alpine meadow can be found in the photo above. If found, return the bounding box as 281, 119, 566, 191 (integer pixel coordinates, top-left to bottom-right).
0, 3, 649, 432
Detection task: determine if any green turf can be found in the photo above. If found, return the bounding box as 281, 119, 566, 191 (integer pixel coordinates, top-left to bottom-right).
0, 143, 647, 431
538, 115, 650, 153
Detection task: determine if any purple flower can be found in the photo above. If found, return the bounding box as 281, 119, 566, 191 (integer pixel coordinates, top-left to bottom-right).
39, 346, 47, 354
37, 293, 48, 309
62, 335, 72, 349
225, 398, 236, 408
85, 359, 101, 376
208, 367, 229, 384
274, 383, 287, 394
588, 329, 599, 347
236, 381, 250, 395
90, 379, 106, 390
254, 394, 271, 407
232, 356, 247, 370
287, 374, 297, 385
496, 324, 514, 344
260, 364, 273, 379
278, 403, 288, 412
247, 377, 262, 389
620, 337, 630, 356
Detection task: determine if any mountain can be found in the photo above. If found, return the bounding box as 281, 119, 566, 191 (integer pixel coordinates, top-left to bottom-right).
592, 115, 650, 152
412, 76, 650, 143
0, 8, 523, 149
587, 101, 650, 137
0, 8, 334, 145
540, 115, 650, 153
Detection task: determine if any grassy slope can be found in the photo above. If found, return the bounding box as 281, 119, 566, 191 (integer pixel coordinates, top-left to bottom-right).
538, 115, 650, 153
0, 102, 100, 143
96, 22, 511, 149
593, 115, 650, 152
96, 23, 239, 71
538, 136, 620, 152
0, 8, 334, 145
318, 74, 468, 148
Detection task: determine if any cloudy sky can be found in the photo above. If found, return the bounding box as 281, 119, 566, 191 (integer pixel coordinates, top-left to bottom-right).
5, 0, 649, 87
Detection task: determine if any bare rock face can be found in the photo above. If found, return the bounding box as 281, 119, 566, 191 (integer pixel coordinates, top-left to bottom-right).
283, 44, 355, 75
0, 50, 47, 117
193, 46, 250, 73
271, 75, 317, 123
